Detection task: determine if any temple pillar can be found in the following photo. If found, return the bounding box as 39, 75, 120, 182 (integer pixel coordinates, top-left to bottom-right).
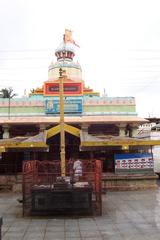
117, 124, 126, 137
81, 124, 89, 133
119, 127, 126, 137
132, 127, 138, 137
2, 124, 10, 139
39, 124, 46, 133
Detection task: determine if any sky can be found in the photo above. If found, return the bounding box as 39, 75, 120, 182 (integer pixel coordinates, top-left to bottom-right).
0, 0, 160, 117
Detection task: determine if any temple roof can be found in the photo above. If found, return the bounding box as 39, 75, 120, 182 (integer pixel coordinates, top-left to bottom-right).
0, 116, 148, 124
80, 131, 160, 150
0, 132, 48, 152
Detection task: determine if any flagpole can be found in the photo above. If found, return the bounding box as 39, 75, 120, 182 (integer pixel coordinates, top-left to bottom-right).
59, 33, 67, 177
59, 30, 79, 177
59, 67, 66, 177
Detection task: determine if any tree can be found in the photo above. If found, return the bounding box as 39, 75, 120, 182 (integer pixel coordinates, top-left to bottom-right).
0, 87, 17, 118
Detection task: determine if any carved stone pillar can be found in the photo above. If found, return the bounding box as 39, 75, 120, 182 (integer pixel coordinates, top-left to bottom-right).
39, 124, 46, 133
81, 124, 89, 133
2, 124, 10, 139
132, 127, 138, 137
119, 127, 126, 137
117, 124, 126, 137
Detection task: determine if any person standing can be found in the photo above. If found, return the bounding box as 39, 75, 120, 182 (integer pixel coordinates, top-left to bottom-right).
73, 159, 82, 177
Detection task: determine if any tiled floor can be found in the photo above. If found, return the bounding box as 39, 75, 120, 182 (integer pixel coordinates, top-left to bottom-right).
1, 187, 160, 239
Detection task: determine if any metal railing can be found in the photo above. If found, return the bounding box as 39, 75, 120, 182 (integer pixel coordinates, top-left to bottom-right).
23, 159, 102, 216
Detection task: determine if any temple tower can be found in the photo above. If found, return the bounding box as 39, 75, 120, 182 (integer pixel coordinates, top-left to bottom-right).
48, 30, 82, 81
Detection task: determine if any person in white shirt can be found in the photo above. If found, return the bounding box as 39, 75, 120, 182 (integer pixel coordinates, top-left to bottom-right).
73, 159, 82, 177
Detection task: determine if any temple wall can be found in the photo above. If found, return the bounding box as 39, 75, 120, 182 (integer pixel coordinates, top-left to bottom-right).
0, 104, 136, 116
0, 106, 44, 115
83, 105, 136, 113
0, 173, 158, 192
48, 66, 82, 80
102, 174, 158, 191
0, 174, 22, 192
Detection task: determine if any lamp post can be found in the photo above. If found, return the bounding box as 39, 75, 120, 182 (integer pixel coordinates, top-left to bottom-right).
59, 68, 66, 177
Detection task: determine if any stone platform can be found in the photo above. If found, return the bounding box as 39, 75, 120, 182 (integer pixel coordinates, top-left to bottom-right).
0, 173, 159, 193
102, 173, 158, 191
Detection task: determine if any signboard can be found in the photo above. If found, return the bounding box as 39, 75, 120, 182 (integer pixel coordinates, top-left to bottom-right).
44, 82, 83, 96
45, 99, 83, 114
115, 153, 154, 174
153, 146, 160, 172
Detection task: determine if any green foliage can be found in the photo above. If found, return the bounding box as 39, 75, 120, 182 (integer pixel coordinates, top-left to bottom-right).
0, 87, 17, 99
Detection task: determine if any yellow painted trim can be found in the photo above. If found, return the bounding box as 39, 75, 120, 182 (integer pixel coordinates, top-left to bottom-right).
0, 146, 5, 152
122, 145, 129, 150
46, 124, 80, 139
45, 80, 83, 84
0, 142, 48, 149
83, 92, 100, 96
29, 93, 43, 96
64, 124, 80, 137
80, 140, 160, 147
47, 125, 60, 139
44, 93, 83, 97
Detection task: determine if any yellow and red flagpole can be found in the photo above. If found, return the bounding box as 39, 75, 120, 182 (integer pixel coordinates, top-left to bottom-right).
59, 30, 79, 177
59, 68, 66, 177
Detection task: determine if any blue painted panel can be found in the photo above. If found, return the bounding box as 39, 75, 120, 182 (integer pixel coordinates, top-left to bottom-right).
45, 99, 83, 114
115, 153, 152, 159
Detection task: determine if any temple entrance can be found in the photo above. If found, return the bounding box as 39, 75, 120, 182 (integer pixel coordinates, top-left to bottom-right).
46, 132, 80, 160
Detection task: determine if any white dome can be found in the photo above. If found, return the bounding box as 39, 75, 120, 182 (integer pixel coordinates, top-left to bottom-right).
55, 42, 75, 54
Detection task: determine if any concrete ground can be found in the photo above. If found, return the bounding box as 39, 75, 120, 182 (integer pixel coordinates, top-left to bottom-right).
1, 187, 160, 240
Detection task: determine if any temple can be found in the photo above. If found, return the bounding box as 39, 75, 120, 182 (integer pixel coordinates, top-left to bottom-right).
0, 29, 160, 191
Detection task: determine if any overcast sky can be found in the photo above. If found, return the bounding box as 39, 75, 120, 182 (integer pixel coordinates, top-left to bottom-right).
0, 0, 160, 117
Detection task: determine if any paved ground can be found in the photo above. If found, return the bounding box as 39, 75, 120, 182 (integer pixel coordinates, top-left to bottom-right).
1, 187, 160, 240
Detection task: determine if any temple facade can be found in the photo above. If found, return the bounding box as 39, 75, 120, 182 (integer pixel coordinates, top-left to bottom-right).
0, 30, 159, 191
0, 32, 142, 139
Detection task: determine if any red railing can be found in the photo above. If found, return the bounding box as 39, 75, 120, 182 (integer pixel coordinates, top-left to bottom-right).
23, 159, 102, 216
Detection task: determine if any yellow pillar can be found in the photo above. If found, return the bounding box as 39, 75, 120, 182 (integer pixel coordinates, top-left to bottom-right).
59, 68, 66, 176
